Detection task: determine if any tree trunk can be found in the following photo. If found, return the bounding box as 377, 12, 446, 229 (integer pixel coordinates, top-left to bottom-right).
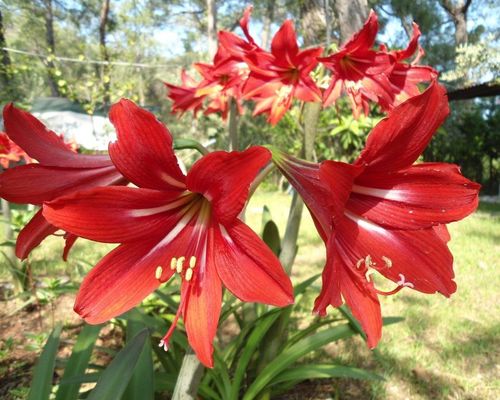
300, 0, 326, 46
261, 0, 275, 49
439, 0, 472, 46
206, 0, 217, 58
0, 9, 14, 100
99, 0, 111, 106
43, 0, 61, 97
332, 0, 369, 43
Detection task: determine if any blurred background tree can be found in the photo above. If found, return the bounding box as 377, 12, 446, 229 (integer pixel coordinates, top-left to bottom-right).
0, 0, 498, 192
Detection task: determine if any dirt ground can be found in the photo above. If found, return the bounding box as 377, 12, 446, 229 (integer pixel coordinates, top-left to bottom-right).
0, 292, 124, 400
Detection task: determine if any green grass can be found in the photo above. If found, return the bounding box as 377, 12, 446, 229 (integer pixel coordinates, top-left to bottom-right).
1, 193, 498, 399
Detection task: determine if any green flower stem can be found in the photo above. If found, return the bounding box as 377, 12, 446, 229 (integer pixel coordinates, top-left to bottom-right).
1, 198, 21, 293
173, 138, 209, 155
172, 347, 205, 400
280, 101, 322, 274
228, 97, 239, 151
248, 162, 275, 199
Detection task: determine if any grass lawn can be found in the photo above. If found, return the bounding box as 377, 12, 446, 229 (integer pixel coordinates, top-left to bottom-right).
1, 190, 498, 399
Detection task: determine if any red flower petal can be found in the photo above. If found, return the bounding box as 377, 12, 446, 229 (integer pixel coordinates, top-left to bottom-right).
63, 233, 78, 261
394, 22, 421, 61
16, 209, 57, 260
214, 220, 293, 306
342, 9, 378, 50
108, 99, 186, 191
0, 164, 121, 204
3, 104, 110, 168
349, 163, 480, 229
433, 224, 451, 243
239, 5, 255, 44
313, 235, 342, 314
339, 265, 382, 348
74, 239, 176, 324
182, 230, 222, 368
271, 20, 299, 62
313, 233, 382, 348
186, 146, 271, 224
355, 81, 449, 172
43, 186, 193, 243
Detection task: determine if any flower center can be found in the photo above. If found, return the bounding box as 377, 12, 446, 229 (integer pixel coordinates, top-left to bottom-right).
354, 254, 414, 296
275, 85, 293, 105
155, 197, 212, 351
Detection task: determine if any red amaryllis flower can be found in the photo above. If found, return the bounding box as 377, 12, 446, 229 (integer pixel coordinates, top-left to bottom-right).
43, 99, 294, 367
241, 20, 323, 125
218, 5, 260, 62
381, 23, 438, 105
0, 131, 32, 168
319, 10, 394, 117
193, 46, 248, 119
0, 104, 125, 260
273, 82, 479, 347
165, 69, 206, 117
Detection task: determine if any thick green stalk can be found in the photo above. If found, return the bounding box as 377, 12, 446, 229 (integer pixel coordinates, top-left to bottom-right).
228, 97, 239, 151
256, 102, 322, 400
1, 198, 22, 293
280, 101, 322, 273
172, 347, 205, 400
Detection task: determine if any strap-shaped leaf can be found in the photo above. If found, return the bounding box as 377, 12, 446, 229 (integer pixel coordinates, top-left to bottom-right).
122, 312, 154, 400
87, 329, 148, 400
262, 220, 281, 256
272, 363, 383, 385
230, 309, 282, 400
56, 324, 102, 400
28, 323, 62, 400
242, 323, 356, 400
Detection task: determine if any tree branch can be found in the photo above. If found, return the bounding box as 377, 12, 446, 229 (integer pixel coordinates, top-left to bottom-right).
447, 82, 500, 101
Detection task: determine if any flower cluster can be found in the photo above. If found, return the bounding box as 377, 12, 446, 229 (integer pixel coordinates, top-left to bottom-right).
0, 8, 480, 369
165, 7, 436, 124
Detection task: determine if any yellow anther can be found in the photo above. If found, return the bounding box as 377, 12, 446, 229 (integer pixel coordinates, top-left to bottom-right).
189, 256, 197, 269
185, 268, 193, 282
356, 259, 364, 269
365, 269, 374, 282
382, 256, 393, 268
365, 255, 373, 268
155, 266, 163, 280
176, 256, 185, 274
170, 257, 177, 270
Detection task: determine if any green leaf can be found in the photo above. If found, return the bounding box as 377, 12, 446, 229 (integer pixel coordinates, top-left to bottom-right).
55, 324, 102, 400
28, 323, 62, 400
293, 273, 320, 296
122, 311, 154, 400
87, 329, 148, 400
339, 305, 404, 343
261, 205, 272, 233
285, 317, 341, 349
230, 309, 282, 400
242, 323, 356, 400
272, 364, 383, 385
59, 372, 100, 385
262, 220, 281, 256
